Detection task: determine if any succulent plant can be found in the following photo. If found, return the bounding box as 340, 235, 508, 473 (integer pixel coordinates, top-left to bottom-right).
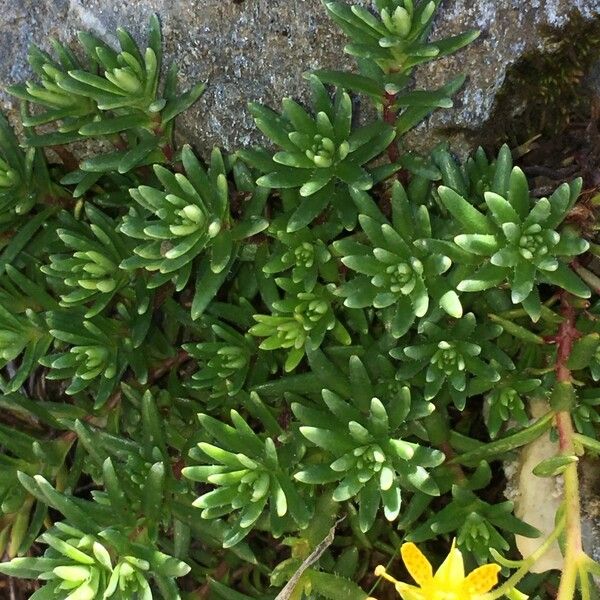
293, 387, 444, 533
392, 312, 514, 409
250, 280, 351, 371
335, 181, 462, 337
42, 205, 133, 318
240, 76, 395, 231
120, 145, 268, 306
0, 5, 598, 600
183, 410, 309, 547
436, 154, 590, 320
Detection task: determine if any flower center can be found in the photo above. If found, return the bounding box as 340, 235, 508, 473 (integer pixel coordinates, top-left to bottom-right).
428, 591, 462, 600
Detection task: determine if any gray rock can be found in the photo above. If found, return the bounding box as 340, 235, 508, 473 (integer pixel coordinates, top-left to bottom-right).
1, 0, 600, 155
581, 458, 600, 566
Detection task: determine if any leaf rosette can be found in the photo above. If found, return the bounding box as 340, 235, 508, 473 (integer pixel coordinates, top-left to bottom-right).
250, 280, 351, 371
335, 181, 462, 337
42, 205, 133, 318
293, 387, 444, 532
183, 411, 310, 547
392, 312, 514, 409
120, 145, 268, 292
436, 160, 590, 320
240, 76, 394, 231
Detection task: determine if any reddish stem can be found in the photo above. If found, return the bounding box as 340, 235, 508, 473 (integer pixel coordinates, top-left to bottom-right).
551, 292, 584, 600
440, 440, 467, 483
162, 142, 174, 163
111, 135, 127, 151
383, 91, 411, 186
553, 292, 581, 384
383, 92, 399, 164
148, 349, 190, 381
195, 560, 229, 599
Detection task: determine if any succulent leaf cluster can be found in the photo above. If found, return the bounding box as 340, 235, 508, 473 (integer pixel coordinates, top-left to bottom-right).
263, 217, 340, 291
317, 0, 479, 140
184, 322, 255, 399
0, 114, 59, 226
325, 0, 478, 73
0, 6, 598, 600
435, 147, 590, 320
293, 387, 444, 533
42, 205, 133, 317
10, 16, 205, 170
121, 145, 268, 295
2, 515, 189, 600
250, 280, 351, 371
476, 377, 542, 439
0, 268, 56, 393
335, 181, 461, 337
183, 409, 309, 547
241, 77, 396, 231
393, 312, 514, 409
406, 463, 540, 564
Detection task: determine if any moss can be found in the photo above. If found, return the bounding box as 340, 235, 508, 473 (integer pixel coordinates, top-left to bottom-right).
481, 10, 600, 147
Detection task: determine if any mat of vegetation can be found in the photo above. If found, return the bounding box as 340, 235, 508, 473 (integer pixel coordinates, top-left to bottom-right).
0, 2, 599, 599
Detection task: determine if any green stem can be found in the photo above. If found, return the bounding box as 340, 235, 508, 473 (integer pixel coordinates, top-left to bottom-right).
554, 293, 584, 600
484, 515, 565, 600
423, 409, 467, 483
579, 563, 591, 600
555, 411, 583, 600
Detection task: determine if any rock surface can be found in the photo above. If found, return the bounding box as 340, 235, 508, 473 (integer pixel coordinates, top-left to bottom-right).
581, 457, 600, 567
1, 0, 600, 154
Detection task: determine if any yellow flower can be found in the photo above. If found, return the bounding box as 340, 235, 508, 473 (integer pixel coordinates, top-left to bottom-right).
373, 540, 501, 600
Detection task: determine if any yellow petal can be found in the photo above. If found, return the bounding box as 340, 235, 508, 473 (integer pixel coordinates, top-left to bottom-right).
400, 543, 433, 586
462, 564, 502, 594
433, 540, 465, 589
